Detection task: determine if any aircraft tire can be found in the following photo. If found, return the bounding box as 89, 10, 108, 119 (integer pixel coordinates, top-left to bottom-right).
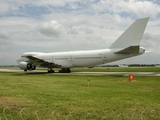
48, 69, 54, 73
59, 68, 71, 73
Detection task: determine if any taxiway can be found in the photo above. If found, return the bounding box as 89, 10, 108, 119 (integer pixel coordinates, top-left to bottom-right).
0, 69, 160, 76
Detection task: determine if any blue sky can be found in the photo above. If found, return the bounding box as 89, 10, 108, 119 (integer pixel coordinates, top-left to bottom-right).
0, 0, 160, 65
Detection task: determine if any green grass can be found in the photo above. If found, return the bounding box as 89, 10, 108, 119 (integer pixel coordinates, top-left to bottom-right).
71, 67, 160, 72
37, 66, 160, 72
0, 72, 160, 119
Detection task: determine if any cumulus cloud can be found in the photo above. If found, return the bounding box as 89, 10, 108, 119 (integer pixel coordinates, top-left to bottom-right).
67, 26, 93, 35
92, 0, 160, 18
123, 0, 160, 18
0, 0, 160, 65
142, 32, 160, 54
36, 20, 63, 37
0, 1, 19, 15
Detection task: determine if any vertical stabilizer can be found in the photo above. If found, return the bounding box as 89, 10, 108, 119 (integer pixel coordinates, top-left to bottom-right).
109, 17, 149, 49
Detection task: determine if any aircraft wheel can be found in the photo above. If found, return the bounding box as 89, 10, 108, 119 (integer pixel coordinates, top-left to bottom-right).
48, 69, 54, 73
59, 68, 71, 73
66, 68, 71, 73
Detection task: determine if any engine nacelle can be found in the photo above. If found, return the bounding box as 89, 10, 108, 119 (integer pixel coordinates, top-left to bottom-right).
19, 62, 36, 71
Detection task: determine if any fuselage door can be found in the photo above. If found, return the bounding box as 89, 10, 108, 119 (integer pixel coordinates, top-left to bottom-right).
51, 57, 54, 63
70, 56, 73, 62
102, 54, 107, 63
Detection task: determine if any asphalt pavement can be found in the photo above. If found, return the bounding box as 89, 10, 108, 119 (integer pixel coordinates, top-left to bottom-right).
0, 69, 160, 76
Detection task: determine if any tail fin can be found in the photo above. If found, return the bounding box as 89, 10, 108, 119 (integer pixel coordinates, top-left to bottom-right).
109, 17, 149, 49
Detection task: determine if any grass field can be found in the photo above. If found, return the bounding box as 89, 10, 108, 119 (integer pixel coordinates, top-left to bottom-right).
71, 67, 160, 72
0, 68, 160, 119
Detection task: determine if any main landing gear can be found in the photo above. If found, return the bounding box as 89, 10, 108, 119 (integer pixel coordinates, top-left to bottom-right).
48, 68, 55, 73
59, 68, 71, 73
47, 68, 71, 73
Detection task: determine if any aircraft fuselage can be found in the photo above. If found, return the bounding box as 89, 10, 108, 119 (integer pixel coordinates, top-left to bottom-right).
19, 47, 145, 69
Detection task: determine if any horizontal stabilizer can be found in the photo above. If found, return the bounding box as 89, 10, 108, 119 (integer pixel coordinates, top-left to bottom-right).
115, 46, 139, 54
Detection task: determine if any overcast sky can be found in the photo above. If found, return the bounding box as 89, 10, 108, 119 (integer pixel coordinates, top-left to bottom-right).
0, 0, 160, 65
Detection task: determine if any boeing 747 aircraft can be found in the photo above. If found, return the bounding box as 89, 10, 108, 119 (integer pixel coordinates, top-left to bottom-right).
17, 17, 149, 73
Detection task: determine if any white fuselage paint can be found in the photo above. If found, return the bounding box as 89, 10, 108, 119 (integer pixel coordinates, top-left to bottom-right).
19, 47, 145, 68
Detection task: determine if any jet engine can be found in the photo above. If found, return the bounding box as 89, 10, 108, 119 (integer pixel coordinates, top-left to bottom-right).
19, 62, 36, 71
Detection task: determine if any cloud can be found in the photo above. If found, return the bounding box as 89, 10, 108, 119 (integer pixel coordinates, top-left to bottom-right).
0, 0, 160, 65
66, 23, 93, 35
0, 30, 10, 39
36, 20, 63, 37
92, 0, 160, 18
123, 0, 160, 18
0, 1, 19, 15
142, 32, 160, 54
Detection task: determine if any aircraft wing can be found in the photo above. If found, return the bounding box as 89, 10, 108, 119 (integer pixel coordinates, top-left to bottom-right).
114, 46, 139, 54
24, 55, 61, 68
25, 55, 44, 62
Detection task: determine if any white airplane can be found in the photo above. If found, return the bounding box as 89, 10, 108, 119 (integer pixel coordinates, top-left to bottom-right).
17, 17, 149, 73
